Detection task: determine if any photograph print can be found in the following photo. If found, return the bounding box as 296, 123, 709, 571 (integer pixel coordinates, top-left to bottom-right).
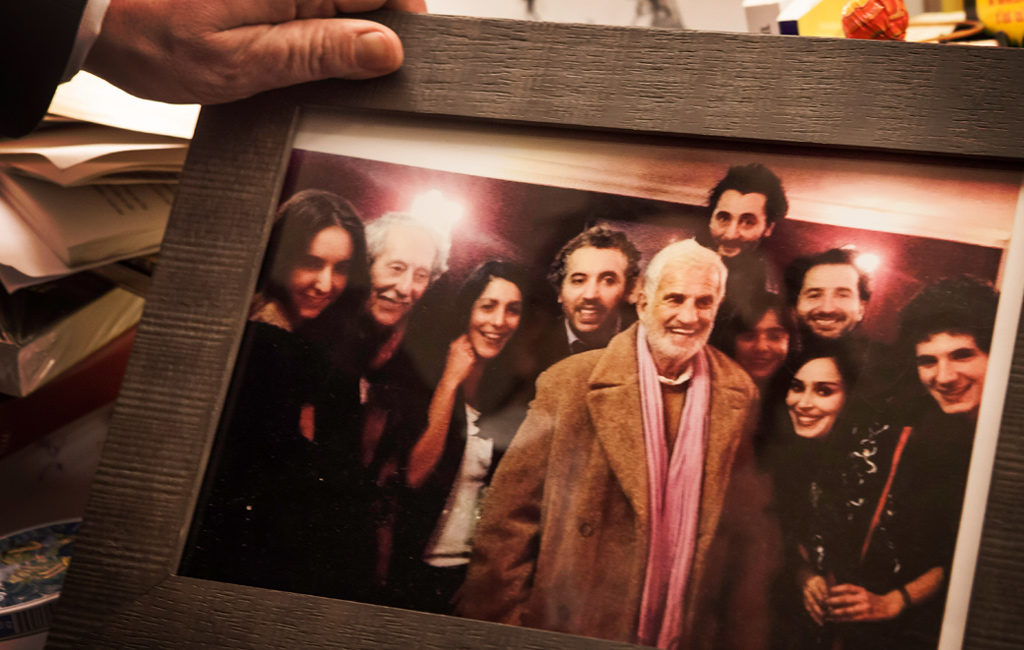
179, 111, 1024, 650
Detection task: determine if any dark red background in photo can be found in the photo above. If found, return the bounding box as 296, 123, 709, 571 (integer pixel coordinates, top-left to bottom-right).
281, 150, 1003, 345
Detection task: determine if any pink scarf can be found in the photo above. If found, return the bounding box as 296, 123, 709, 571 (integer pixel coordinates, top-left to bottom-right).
636, 324, 710, 649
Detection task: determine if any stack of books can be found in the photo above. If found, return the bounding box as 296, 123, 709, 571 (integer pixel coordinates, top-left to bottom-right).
0, 72, 197, 457
0, 72, 196, 290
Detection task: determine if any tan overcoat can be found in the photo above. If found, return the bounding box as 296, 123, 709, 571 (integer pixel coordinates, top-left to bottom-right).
458, 324, 779, 649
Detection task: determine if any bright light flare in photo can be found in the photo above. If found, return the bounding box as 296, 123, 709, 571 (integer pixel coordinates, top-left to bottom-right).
409, 190, 465, 234
854, 252, 881, 274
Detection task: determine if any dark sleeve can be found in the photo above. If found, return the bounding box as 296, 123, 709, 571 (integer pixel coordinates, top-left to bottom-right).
719, 395, 783, 650
892, 428, 972, 576
1, 0, 88, 138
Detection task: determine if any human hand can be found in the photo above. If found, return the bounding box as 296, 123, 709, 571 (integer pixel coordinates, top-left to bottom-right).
85, 0, 426, 105
441, 334, 479, 386
826, 583, 903, 622
801, 573, 829, 626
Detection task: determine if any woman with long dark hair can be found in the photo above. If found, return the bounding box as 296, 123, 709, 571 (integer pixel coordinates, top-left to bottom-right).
385, 260, 532, 614
773, 276, 998, 650
184, 189, 370, 596
765, 345, 862, 648
250, 188, 369, 332
799, 276, 999, 650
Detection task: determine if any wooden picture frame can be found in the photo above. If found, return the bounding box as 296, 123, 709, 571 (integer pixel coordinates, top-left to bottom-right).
46, 12, 1024, 649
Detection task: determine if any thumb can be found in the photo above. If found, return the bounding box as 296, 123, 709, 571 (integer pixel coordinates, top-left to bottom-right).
233, 18, 404, 90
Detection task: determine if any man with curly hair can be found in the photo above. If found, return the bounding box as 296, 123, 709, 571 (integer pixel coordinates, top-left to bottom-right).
537, 224, 642, 370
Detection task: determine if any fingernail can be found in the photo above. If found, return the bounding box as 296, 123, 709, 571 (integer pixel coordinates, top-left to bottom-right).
355, 32, 396, 72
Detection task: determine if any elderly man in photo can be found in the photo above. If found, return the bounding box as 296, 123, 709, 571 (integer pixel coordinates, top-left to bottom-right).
536, 224, 642, 370
319, 211, 450, 599
458, 239, 776, 650
352, 211, 451, 463
363, 213, 449, 364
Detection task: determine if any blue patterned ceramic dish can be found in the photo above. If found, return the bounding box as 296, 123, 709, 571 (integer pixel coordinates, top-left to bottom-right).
0, 519, 80, 639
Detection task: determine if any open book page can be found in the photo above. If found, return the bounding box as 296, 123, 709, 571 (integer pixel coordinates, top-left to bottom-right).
0, 123, 185, 170
6, 157, 180, 187
0, 123, 186, 187
0, 172, 172, 266
0, 196, 159, 292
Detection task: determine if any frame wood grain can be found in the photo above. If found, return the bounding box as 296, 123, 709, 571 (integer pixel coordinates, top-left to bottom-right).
46, 12, 1024, 649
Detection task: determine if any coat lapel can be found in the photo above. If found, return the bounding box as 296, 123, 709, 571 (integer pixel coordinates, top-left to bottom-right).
585, 325, 648, 524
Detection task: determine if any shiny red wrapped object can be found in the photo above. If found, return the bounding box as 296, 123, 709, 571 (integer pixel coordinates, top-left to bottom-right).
842, 0, 909, 40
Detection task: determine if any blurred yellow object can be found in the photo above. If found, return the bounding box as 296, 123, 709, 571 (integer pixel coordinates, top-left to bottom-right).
778, 0, 848, 36
974, 0, 1024, 44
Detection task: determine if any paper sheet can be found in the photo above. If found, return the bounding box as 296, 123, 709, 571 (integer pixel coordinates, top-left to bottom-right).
47, 72, 199, 140
0, 124, 186, 170
0, 196, 157, 292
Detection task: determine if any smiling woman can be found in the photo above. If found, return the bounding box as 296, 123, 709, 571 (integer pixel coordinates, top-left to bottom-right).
761, 344, 865, 647
466, 277, 523, 359
382, 260, 533, 614
256, 189, 369, 331
286, 225, 354, 322
712, 289, 793, 392
182, 189, 374, 597
786, 357, 847, 439
764, 276, 1001, 649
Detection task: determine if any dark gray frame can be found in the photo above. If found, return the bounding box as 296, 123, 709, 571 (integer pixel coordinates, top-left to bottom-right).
46, 12, 1024, 649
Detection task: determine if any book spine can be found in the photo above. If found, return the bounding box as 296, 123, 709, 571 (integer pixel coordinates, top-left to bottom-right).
0, 326, 135, 460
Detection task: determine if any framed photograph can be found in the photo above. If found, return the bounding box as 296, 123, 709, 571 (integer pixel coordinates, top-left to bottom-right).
46, 12, 1024, 650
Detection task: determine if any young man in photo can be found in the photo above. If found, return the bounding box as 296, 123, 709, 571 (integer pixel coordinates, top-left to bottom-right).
806, 275, 998, 649
781, 247, 904, 408
536, 224, 642, 371
459, 239, 776, 650
786, 248, 870, 345
700, 163, 788, 319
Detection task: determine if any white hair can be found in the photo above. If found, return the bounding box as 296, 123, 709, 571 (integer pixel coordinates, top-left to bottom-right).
642, 239, 727, 302
365, 212, 451, 281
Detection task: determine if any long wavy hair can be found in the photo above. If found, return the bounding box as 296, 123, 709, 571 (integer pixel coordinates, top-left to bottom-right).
259, 189, 370, 321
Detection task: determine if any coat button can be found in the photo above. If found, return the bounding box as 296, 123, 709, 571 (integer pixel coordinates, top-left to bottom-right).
579, 522, 594, 537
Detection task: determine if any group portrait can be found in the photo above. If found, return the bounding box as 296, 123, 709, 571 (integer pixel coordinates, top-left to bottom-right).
180, 112, 1024, 650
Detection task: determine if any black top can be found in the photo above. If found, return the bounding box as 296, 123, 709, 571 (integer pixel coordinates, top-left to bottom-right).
772, 403, 975, 650
182, 321, 370, 599
2, 1, 87, 137
531, 310, 638, 377
839, 407, 974, 650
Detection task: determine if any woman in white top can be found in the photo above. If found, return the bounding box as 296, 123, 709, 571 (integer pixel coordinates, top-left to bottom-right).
386, 260, 532, 614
